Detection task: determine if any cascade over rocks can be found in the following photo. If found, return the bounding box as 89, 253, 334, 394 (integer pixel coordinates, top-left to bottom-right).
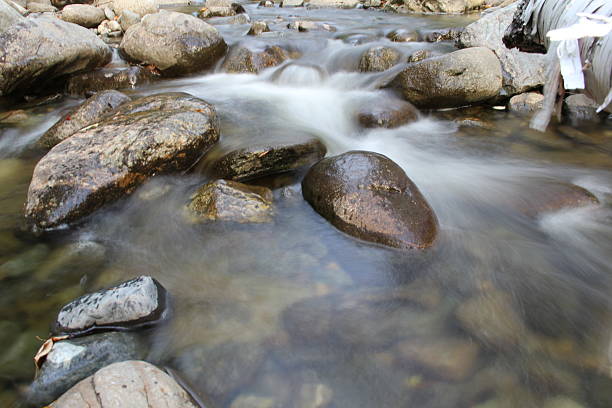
222, 43, 294, 74
120, 10, 227, 76
302, 151, 438, 249
25, 92, 220, 230
0, 15, 111, 96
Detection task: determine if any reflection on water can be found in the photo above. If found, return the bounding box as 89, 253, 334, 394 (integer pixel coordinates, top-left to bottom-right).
1, 3, 612, 407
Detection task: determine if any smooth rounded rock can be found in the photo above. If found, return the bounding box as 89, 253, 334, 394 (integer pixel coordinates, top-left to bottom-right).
112, 0, 157, 17
222, 44, 290, 74
247, 20, 270, 36
508, 92, 544, 114
60, 4, 105, 28
358, 46, 401, 72
66, 66, 153, 96
302, 151, 438, 249
356, 98, 419, 128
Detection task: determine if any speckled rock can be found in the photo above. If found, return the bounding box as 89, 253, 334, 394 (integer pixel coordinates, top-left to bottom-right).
60, 4, 105, 28
111, 0, 157, 17
302, 151, 438, 249
247, 20, 270, 35
198, 6, 235, 18
28, 332, 145, 407
54, 276, 168, 334
39, 90, 131, 149
118, 9, 140, 32
390, 0, 486, 14
357, 98, 419, 128
26, 2, 56, 11
212, 138, 326, 182
508, 92, 544, 114
0, 0, 24, 33
222, 44, 290, 74
564, 93, 601, 123
120, 10, 227, 76
280, 0, 303, 6
49, 361, 198, 408
386, 28, 419, 42
358, 46, 401, 72
308, 0, 359, 8
0, 15, 111, 96
388, 47, 502, 109
25, 92, 220, 230
187, 179, 274, 223
66, 66, 154, 96
287, 20, 335, 32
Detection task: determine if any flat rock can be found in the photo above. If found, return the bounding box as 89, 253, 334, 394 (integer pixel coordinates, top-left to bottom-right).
386, 28, 419, 42
66, 66, 153, 96
0, 15, 111, 96
50, 361, 198, 408
280, 0, 303, 6
509, 180, 599, 217
357, 98, 419, 128
308, 0, 359, 8
358, 46, 401, 72
187, 179, 274, 223
212, 137, 326, 182
302, 151, 438, 249
39, 90, 131, 149
388, 47, 502, 109
222, 44, 290, 74
120, 10, 227, 76
28, 332, 145, 406
61, 4, 105, 28
25, 92, 220, 230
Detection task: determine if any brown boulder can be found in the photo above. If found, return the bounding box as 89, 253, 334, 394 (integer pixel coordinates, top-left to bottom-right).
222, 44, 291, 74
357, 98, 419, 128
302, 151, 438, 249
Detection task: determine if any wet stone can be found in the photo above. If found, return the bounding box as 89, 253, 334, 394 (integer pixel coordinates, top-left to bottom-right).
358, 46, 401, 72
60, 4, 105, 28
302, 151, 438, 249
407, 49, 432, 63
39, 90, 131, 149
212, 137, 326, 182
508, 92, 544, 114
418, 27, 462, 42
564, 94, 601, 124
54, 275, 169, 334
386, 28, 420, 42
187, 179, 274, 224
118, 9, 140, 32
66, 66, 154, 97
222, 44, 291, 74
248, 21, 270, 36
258, 0, 274, 6
28, 331, 145, 407
510, 180, 599, 217
357, 98, 419, 128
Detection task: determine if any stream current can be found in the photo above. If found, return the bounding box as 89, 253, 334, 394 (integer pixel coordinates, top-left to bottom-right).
1, 3, 612, 407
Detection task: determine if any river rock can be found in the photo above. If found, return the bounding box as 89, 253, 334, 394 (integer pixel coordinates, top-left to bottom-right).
212, 138, 326, 182
508, 92, 544, 114
0, 0, 24, 33
388, 47, 502, 109
308, 0, 359, 8
54, 276, 168, 334
222, 44, 290, 74
231, 395, 280, 408
61, 4, 105, 28
39, 90, 131, 149
111, 0, 157, 16
187, 179, 274, 223
358, 46, 401, 72
287, 20, 336, 32
357, 98, 419, 128
394, 337, 480, 381
118, 9, 140, 31
386, 28, 419, 42
564, 93, 600, 123
66, 66, 153, 96
248, 21, 270, 35
120, 10, 227, 76
455, 290, 528, 350
26, 1, 56, 11
459, 3, 548, 95
28, 332, 145, 406
97, 18, 121, 37
25, 92, 219, 230
0, 15, 111, 96
49, 361, 198, 408
389, 0, 486, 13
418, 27, 462, 42
199, 6, 234, 17
510, 180, 599, 217
302, 151, 438, 249
407, 49, 433, 62
258, 0, 273, 7
280, 0, 303, 6
172, 341, 266, 402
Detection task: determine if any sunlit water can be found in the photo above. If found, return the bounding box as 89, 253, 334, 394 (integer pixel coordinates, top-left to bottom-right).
1, 3, 612, 407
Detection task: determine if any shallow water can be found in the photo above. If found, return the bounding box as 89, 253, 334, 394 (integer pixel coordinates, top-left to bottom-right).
1, 2, 612, 407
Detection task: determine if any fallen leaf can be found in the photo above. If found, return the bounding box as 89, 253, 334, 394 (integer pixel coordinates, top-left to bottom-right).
34, 335, 69, 373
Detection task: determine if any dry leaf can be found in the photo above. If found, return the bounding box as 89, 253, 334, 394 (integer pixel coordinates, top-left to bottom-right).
34, 335, 69, 373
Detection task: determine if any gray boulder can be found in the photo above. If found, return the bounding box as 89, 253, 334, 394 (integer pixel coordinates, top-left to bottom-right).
54, 276, 168, 334
111, 0, 157, 16
39, 90, 131, 149
459, 3, 548, 95
358, 46, 401, 72
0, 16, 111, 96
118, 9, 140, 31
389, 0, 486, 13
247, 21, 269, 36
28, 332, 145, 406
60, 4, 105, 28
25, 92, 220, 230
50, 361, 198, 408
308, 0, 359, 8
66, 66, 153, 96
222, 44, 291, 74
302, 151, 438, 249
120, 10, 226, 76
0, 0, 24, 33
388, 47, 502, 109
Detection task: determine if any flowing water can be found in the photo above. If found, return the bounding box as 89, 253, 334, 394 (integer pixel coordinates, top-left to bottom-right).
1, 3, 612, 407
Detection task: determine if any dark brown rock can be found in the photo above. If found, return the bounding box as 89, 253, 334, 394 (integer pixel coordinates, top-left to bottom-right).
66, 66, 154, 97
247, 21, 270, 36
39, 90, 131, 149
357, 98, 419, 128
358, 46, 401, 73
212, 138, 326, 182
186, 179, 274, 223
222, 44, 290, 74
302, 151, 438, 249
386, 28, 419, 42
25, 92, 220, 231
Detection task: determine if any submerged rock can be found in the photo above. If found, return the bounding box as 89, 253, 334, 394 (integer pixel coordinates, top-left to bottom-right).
187, 179, 274, 223
25, 92, 220, 230
564, 93, 601, 123
386, 28, 419, 42
60, 4, 105, 28
66, 66, 154, 96
302, 151, 438, 249
28, 332, 145, 407
222, 44, 291, 74
0, 16, 111, 96
54, 276, 168, 334
358, 46, 401, 73
39, 90, 131, 149
212, 138, 326, 182
388, 47, 502, 109
509, 180, 599, 217
356, 98, 419, 128
120, 10, 227, 76
49, 361, 198, 408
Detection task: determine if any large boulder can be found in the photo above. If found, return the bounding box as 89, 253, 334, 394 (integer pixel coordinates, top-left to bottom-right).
120, 10, 227, 77
60, 4, 106, 28
222, 44, 291, 74
39, 90, 131, 149
0, 16, 111, 96
0, 0, 24, 34
111, 0, 157, 17
387, 47, 502, 109
25, 92, 220, 231
459, 3, 548, 95
49, 361, 198, 408
302, 151, 438, 249
389, 0, 486, 14
358, 46, 401, 72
